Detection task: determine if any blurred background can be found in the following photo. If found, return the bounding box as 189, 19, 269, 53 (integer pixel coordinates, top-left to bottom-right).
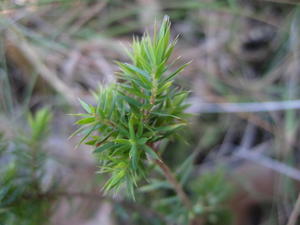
1, 0, 300, 225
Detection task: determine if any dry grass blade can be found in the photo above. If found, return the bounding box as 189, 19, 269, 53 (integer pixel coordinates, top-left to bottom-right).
235, 150, 300, 181
187, 99, 300, 113
287, 193, 300, 225
8, 30, 78, 104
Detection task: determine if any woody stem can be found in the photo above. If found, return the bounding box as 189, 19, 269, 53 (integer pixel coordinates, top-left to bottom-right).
150, 145, 192, 210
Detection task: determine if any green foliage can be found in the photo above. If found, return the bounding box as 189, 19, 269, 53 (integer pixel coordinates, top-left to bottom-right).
73, 16, 190, 197
72, 16, 234, 225
114, 168, 233, 225
28, 108, 52, 142
0, 108, 54, 225
191, 169, 233, 225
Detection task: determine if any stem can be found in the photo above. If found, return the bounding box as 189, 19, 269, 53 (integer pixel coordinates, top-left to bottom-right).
154, 157, 192, 210
148, 144, 192, 209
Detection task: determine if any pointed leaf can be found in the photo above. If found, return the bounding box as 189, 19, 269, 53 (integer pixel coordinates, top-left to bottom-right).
143, 145, 159, 159
163, 62, 191, 83
79, 99, 92, 113
75, 117, 95, 125
94, 142, 115, 153
130, 143, 138, 171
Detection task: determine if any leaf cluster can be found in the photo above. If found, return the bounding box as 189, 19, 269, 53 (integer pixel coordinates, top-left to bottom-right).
115, 166, 233, 225
28, 108, 52, 142
73, 16, 190, 197
0, 108, 54, 225
191, 169, 233, 225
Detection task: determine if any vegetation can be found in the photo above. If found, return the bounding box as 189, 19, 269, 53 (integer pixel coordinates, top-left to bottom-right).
1, 0, 300, 225
72, 17, 190, 198
72, 18, 233, 224
0, 109, 54, 225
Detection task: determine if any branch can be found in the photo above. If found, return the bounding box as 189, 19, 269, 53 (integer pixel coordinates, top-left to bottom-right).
154, 158, 192, 209
151, 149, 192, 210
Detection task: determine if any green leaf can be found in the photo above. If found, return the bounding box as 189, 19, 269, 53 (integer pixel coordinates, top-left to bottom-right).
118, 73, 149, 89
79, 99, 92, 113
129, 143, 138, 171
114, 138, 131, 145
137, 120, 144, 138
128, 114, 135, 139
137, 137, 148, 145
140, 180, 171, 192
78, 124, 99, 146
127, 180, 136, 200
94, 142, 115, 153
158, 81, 173, 94
118, 62, 151, 87
103, 169, 126, 192
143, 145, 159, 159
120, 83, 147, 99
69, 125, 87, 139
75, 117, 95, 125
151, 111, 181, 120
156, 196, 179, 206
118, 91, 142, 108
176, 153, 195, 185
95, 131, 114, 147
68, 113, 91, 117
156, 123, 186, 133
124, 63, 151, 80
28, 107, 52, 141
163, 62, 191, 83
85, 139, 97, 145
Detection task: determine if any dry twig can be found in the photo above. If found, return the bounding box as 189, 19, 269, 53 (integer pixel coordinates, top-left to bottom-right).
287, 193, 300, 225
